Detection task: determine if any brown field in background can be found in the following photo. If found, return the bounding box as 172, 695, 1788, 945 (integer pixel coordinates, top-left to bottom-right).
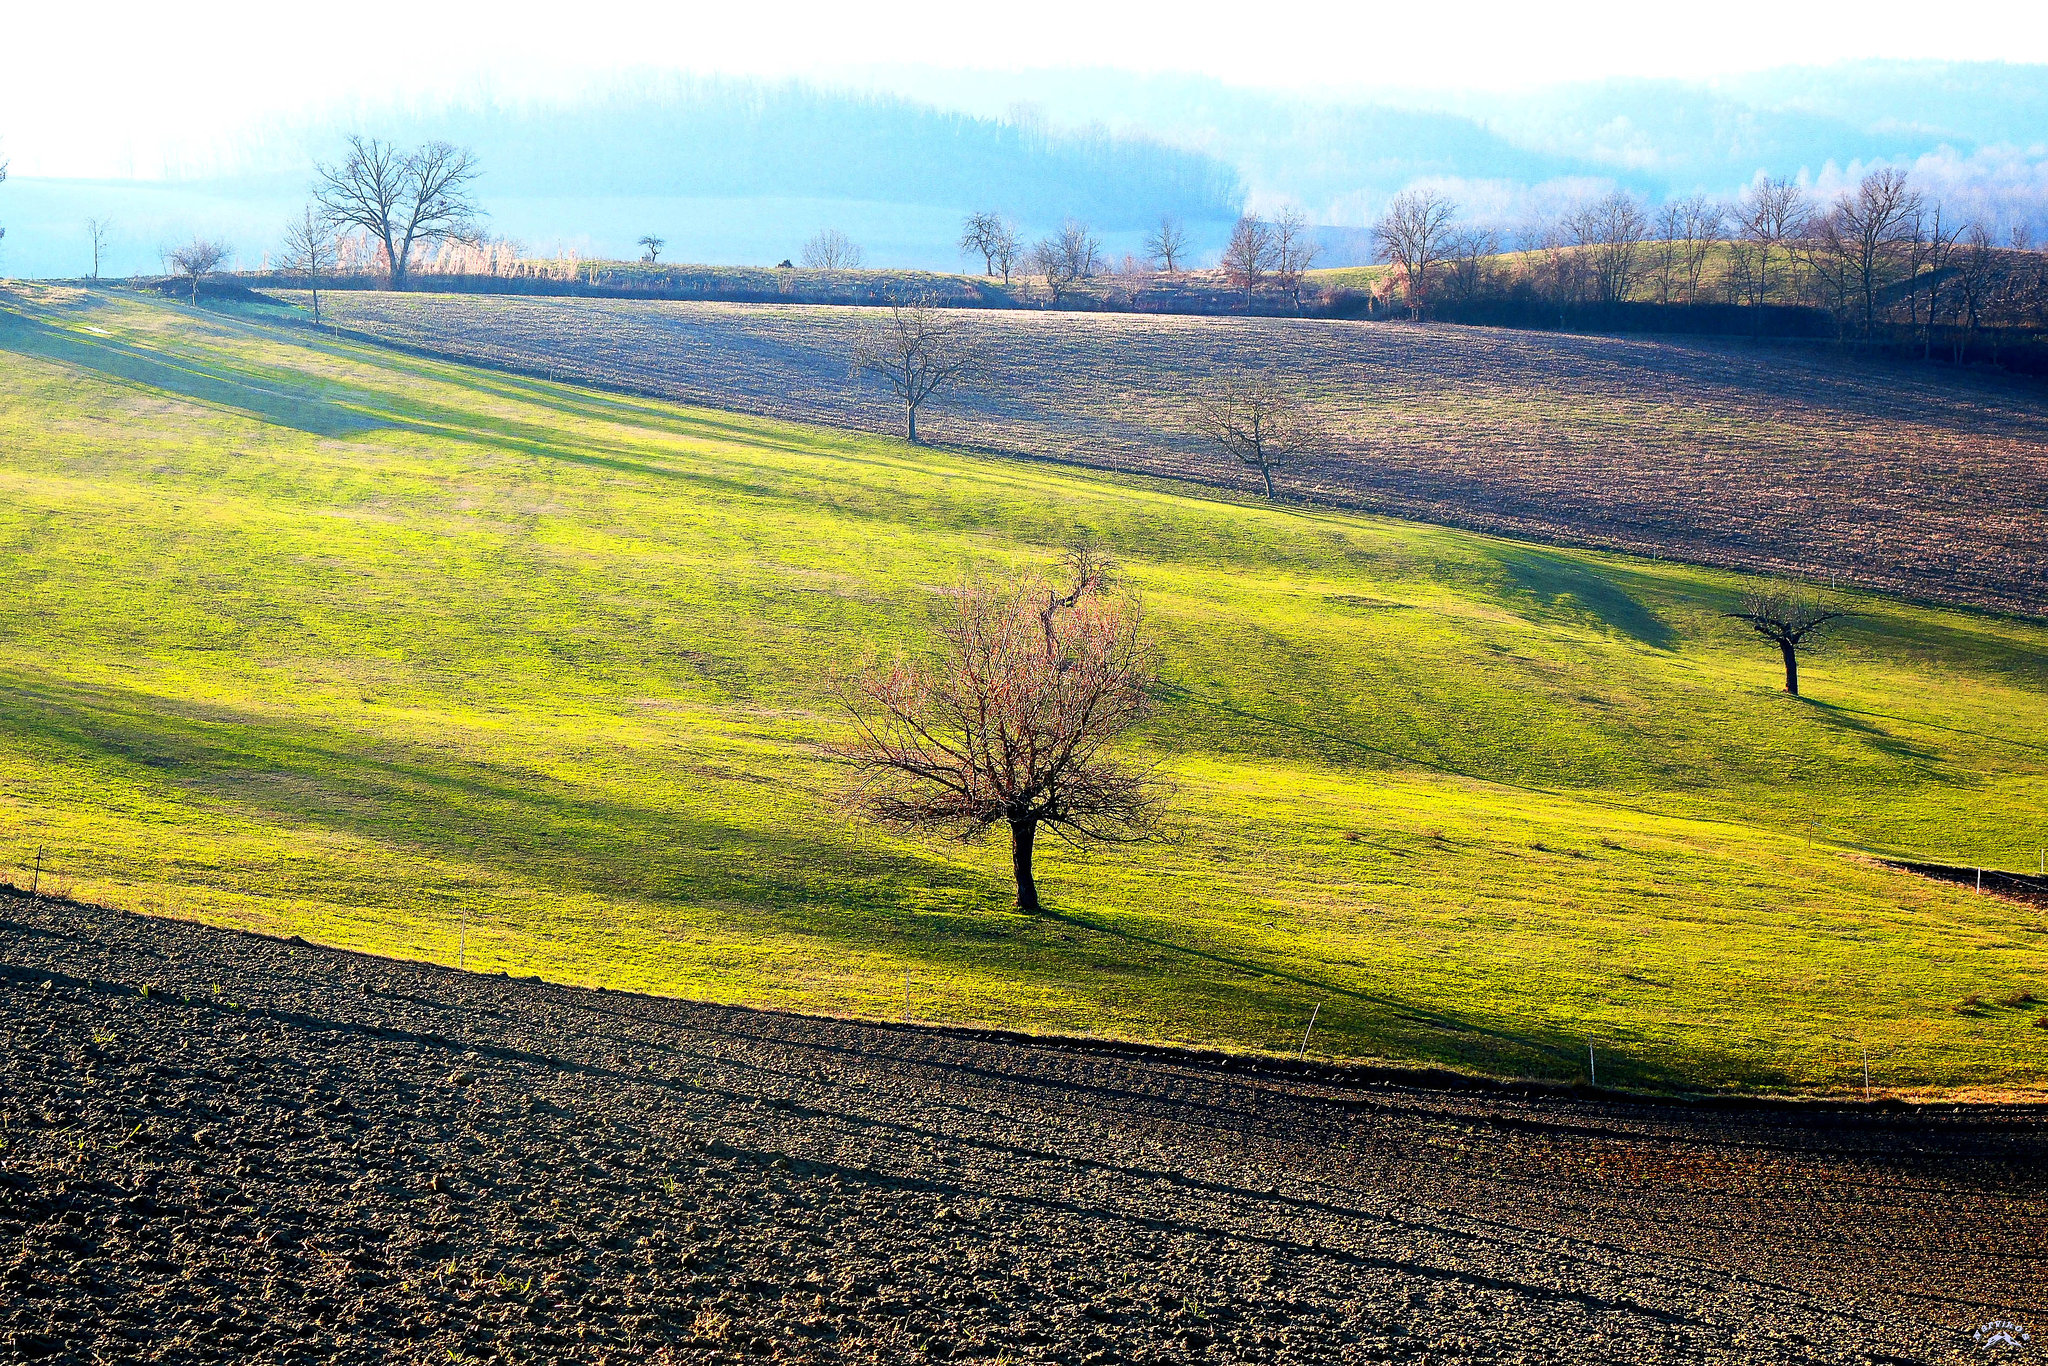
307, 293, 2048, 615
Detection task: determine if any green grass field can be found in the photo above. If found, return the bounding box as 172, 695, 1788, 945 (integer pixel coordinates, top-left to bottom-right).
3, 283, 2046, 1097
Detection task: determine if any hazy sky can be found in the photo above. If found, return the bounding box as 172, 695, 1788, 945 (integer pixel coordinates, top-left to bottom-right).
7, 0, 2048, 176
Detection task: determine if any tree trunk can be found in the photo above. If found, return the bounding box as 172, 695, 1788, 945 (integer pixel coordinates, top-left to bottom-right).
1780, 640, 1800, 696
906, 403, 918, 444
1259, 464, 1276, 499
1009, 816, 1040, 913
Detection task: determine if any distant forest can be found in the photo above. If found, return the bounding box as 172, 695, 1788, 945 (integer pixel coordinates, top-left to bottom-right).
227, 77, 1246, 230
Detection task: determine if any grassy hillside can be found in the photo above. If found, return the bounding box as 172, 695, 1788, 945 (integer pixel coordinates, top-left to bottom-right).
302, 290, 2048, 617
2, 284, 2046, 1097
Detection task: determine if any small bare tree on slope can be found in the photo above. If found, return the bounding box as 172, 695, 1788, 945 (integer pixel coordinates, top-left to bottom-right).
1725, 581, 1852, 696
169, 238, 230, 304
1191, 372, 1331, 499
832, 550, 1164, 915
850, 296, 983, 444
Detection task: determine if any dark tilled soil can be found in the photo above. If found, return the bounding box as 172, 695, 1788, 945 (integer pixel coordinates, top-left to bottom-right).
5, 893, 2044, 1365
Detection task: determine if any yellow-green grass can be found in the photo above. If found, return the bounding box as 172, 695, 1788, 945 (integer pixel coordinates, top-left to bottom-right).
2, 283, 2045, 1097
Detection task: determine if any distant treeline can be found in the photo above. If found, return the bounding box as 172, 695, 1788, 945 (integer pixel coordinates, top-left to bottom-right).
1359, 174, 2048, 372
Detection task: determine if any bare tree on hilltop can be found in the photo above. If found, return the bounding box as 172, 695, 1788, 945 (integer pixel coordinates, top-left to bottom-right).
637, 235, 665, 264
1725, 581, 1852, 696
1145, 214, 1190, 274
801, 228, 863, 270
1730, 177, 1807, 312
314, 137, 481, 291
1375, 189, 1459, 312
1571, 190, 1649, 304
850, 295, 984, 444
1191, 372, 1331, 499
1809, 168, 1922, 337
169, 238, 230, 304
960, 212, 1010, 275
1032, 219, 1100, 304
1272, 207, 1320, 313
832, 548, 1165, 915
1219, 214, 1273, 307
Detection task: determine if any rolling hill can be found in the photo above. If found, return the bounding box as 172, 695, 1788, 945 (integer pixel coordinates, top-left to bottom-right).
306, 290, 2048, 616
1, 283, 2045, 1096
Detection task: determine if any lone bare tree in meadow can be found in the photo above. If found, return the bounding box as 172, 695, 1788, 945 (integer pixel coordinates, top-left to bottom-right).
637, 235, 665, 263
832, 550, 1164, 914
1219, 214, 1273, 307
1145, 214, 1189, 274
280, 207, 336, 323
314, 137, 481, 291
1191, 372, 1331, 499
169, 238, 230, 304
1374, 188, 1458, 312
850, 296, 984, 444
1725, 581, 1852, 696
801, 228, 863, 270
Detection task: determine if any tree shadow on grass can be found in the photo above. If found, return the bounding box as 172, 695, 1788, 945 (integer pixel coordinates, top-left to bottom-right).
1493, 546, 1678, 651
0, 308, 390, 439
0, 669, 1806, 1092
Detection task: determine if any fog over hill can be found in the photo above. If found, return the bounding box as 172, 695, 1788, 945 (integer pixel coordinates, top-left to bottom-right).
2, 61, 2044, 278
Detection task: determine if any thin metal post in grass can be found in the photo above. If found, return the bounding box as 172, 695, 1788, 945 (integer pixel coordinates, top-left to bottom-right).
1297, 1003, 1322, 1061
902, 970, 910, 1023
458, 906, 469, 970
1977, 868, 1983, 894
1588, 1040, 1597, 1087
30, 846, 43, 899
1862, 1042, 1871, 1102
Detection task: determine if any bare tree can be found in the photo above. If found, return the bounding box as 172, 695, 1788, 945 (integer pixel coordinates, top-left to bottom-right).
831, 551, 1163, 914
1674, 195, 1725, 303
1272, 207, 1320, 313
1569, 191, 1649, 304
1145, 214, 1190, 274
1218, 214, 1273, 308
1810, 168, 1923, 336
279, 207, 336, 323
801, 228, 863, 270
169, 238, 230, 305
1912, 202, 1963, 357
1725, 581, 1851, 696
849, 296, 983, 444
314, 137, 481, 291
1444, 226, 1500, 302
637, 235, 665, 264
1374, 189, 1458, 312
959, 212, 1003, 274
1950, 222, 1998, 360
1732, 177, 1809, 311
989, 217, 1022, 286
84, 217, 113, 279
1031, 218, 1100, 304
1190, 372, 1330, 499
